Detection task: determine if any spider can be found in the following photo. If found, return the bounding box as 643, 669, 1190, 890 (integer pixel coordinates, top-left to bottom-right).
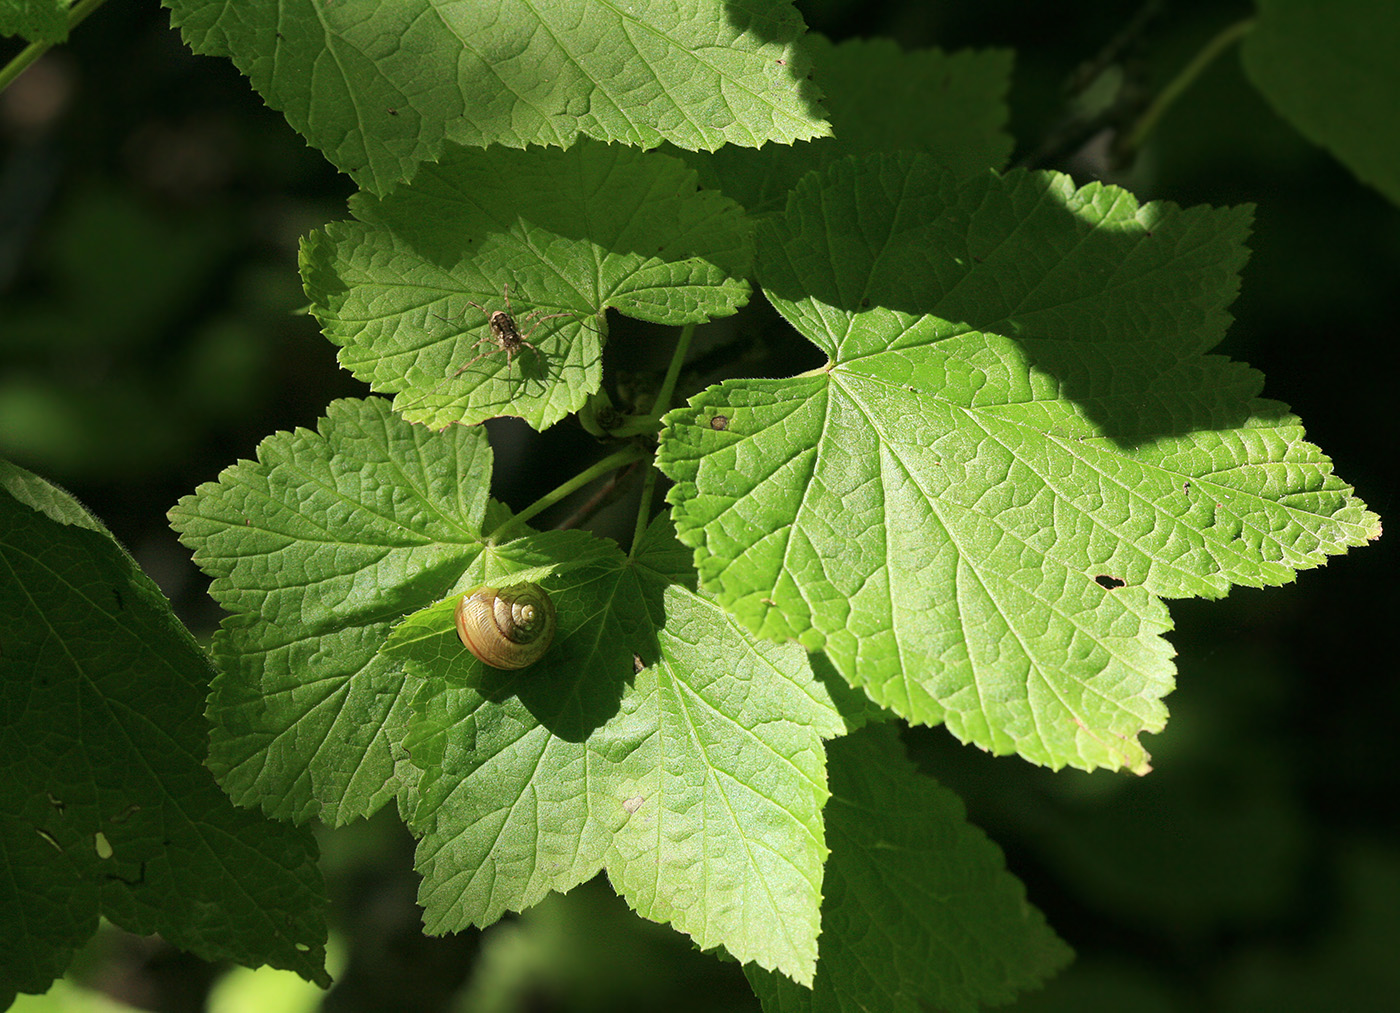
437, 284, 576, 383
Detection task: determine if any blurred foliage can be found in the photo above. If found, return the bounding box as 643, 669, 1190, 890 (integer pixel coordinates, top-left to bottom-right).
2, 0, 1395, 1010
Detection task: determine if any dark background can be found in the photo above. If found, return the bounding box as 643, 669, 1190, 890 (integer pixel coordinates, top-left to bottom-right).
2, 1, 1394, 1010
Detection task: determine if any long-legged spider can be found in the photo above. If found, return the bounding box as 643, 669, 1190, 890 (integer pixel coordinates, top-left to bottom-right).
436, 284, 577, 383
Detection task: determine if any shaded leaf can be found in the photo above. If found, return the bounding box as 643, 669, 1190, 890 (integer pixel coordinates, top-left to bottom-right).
165, 0, 830, 194
0, 462, 328, 1003
0, 0, 67, 45
1244, 0, 1400, 206
301, 142, 752, 431
684, 36, 1013, 211
747, 723, 1071, 1012
658, 155, 1379, 773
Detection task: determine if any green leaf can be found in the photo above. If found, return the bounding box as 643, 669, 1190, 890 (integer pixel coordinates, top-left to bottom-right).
169, 399, 844, 981
684, 36, 1014, 211
168, 397, 498, 824
1244, 0, 1400, 207
0, 462, 328, 1002
612, 518, 848, 982
746, 723, 1072, 1012
163, 0, 830, 194
657, 155, 1379, 774
399, 515, 845, 983
0, 0, 68, 45
301, 141, 753, 431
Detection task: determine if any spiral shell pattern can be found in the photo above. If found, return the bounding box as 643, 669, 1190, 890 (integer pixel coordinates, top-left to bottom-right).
455, 582, 556, 669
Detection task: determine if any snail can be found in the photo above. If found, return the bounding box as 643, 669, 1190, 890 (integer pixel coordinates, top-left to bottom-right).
455, 582, 556, 670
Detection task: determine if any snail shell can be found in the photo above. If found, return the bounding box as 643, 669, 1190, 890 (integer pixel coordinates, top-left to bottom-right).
455, 582, 556, 670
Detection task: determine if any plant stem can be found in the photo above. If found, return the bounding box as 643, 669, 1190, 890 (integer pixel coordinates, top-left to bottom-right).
627, 322, 697, 555
489, 445, 647, 542
651, 322, 697, 422
602, 414, 664, 438
492, 321, 698, 546
0, 0, 108, 95
558, 459, 643, 530
629, 458, 663, 557
1118, 16, 1255, 160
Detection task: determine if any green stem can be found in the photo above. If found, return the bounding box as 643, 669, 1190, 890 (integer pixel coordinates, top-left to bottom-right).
651, 322, 697, 422
627, 322, 697, 556
0, 0, 108, 95
603, 414, 664, 439
1119, 17, 1255, 159
489, 445, 647, 542
629, 459, 662, 557
493, 322, 698, 547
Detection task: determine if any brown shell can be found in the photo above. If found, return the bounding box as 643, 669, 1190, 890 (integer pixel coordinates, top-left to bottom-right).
455, 582, 556, 670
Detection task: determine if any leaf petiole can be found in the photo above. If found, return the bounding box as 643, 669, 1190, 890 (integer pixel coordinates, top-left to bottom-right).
488, 445, 648, 543
0, 0, 109, 95
1118, 16, 1255, 160
491, 320, 699, 546
651, 322, 698, 423
598, 413, 663, 438
628, 322, 697, 555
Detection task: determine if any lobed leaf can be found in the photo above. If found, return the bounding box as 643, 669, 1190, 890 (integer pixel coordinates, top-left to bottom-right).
657, 155, 1379, 773
397, 515, 846, 983
164, 0, 830, 194
1, 463, 328, 1001
609, 517, 848, 982
170, 398, 845, 981
168, 397, 499, 824
682, 35, 1014, 211
301, 141, 753, 431
746, 723, 1072, 1012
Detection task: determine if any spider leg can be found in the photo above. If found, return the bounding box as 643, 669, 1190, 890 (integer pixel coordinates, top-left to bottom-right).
447, 333, 501, 378
436, 301, 490, 333
466, 284, 512, 318
420, 289, 582, 397
517, 338, 545, 370
516, 311, 585, 361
